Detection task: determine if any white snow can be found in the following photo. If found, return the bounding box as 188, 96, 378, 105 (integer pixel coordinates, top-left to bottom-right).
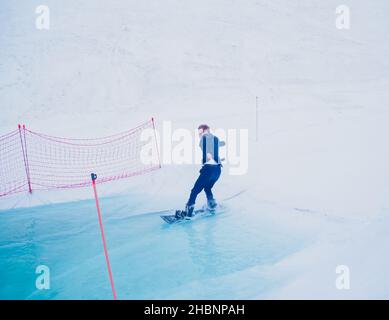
1, 0, 389, 298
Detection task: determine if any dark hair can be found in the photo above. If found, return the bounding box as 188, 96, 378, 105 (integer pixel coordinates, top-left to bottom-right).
198, 124, 210, 131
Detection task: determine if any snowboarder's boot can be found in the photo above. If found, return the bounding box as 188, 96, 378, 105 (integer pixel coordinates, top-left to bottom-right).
175, 210, 185, 219
185, 204, 195, 218
207, 198, 217, 210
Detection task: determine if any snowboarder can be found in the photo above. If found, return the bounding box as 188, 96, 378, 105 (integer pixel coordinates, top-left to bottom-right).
177, 124, 224, 219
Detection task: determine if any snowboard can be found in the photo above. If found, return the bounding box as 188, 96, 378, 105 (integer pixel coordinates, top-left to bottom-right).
160, 204, 225, 224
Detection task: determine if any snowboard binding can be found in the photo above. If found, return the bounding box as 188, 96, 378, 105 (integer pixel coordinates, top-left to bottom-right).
175, 210, 186, 219
175, 204, 195, 220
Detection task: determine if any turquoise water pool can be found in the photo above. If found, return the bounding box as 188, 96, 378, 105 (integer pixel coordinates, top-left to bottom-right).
0, 194, 305, 299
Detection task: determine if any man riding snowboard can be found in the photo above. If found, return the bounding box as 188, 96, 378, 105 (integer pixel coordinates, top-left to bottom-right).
177, 124, 224, 219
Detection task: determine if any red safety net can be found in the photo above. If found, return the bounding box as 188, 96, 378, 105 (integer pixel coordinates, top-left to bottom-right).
0, 129, 28, 197
0, 119, 161, 197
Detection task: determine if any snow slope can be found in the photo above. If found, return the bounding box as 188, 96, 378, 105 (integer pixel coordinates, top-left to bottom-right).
0, 0, 389, 298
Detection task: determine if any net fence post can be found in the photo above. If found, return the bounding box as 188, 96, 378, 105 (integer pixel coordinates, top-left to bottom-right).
18, 124, 32, 194
91, 173, 117, 300
256, 96, 259, 143
151, 117, 162, 168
